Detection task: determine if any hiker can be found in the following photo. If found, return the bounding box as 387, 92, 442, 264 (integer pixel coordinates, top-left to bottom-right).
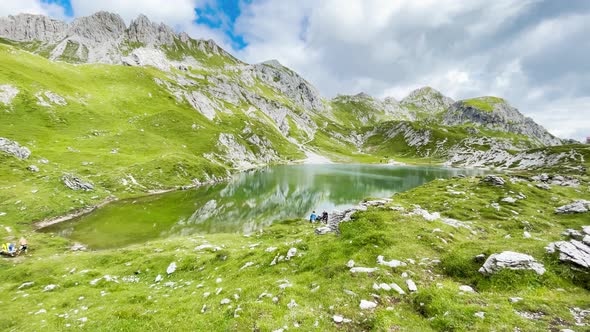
2, 242, 17, 256
309, 210, 317, 223
19, 238, 27, 253
321, 211, 328, 224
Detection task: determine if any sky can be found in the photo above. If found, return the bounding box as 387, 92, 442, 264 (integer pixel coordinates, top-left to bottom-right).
1, 0, 589, 141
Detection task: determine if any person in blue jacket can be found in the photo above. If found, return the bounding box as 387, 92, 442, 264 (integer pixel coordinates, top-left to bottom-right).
309, 210, 317, 223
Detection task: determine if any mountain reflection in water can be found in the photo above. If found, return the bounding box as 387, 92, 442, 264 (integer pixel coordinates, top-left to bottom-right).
42, 164, 485, 249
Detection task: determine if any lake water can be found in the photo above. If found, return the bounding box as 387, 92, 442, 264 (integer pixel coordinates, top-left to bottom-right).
42, 164, 484, 249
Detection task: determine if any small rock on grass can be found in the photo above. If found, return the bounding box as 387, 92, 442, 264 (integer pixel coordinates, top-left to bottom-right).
360, 300, 377, 310
166, 262, 176, 275
474, 312, 485, 319
459, 285, 475, 293
406, 280, 417, 292
43, 284, 57, 292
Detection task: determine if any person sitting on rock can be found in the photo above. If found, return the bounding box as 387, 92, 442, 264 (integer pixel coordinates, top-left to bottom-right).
309, 210, 317, 223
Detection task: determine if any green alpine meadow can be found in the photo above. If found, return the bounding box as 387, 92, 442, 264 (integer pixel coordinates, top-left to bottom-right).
0, 9, 589, 332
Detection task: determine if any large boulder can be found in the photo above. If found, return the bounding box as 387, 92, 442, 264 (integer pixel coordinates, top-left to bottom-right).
555, 200, 590, 214
546, 240, 590, 269
546, 226, 590, 269
479, 251, 545, 275
480, 175, 505, 186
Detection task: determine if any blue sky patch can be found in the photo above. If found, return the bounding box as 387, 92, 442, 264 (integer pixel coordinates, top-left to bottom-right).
195, 0, 249, 50
42, 0, 73, 17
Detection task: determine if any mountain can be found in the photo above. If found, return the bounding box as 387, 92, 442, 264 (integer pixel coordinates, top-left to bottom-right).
0, 11, 585, 224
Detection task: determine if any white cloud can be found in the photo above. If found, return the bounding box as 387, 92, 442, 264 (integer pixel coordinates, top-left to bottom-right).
69, 0, 200, 26
0, 0, 67, 19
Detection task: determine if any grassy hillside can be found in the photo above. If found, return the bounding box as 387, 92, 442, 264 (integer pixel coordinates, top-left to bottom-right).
0, 43, 308, 233
1, 173, 588, 331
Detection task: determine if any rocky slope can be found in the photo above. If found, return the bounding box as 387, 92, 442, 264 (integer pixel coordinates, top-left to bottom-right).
443, 97, 562, 146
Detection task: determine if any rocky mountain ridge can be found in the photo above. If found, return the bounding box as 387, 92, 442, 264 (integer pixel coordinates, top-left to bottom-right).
0, 11, 573, 174
0, 11, 231, 64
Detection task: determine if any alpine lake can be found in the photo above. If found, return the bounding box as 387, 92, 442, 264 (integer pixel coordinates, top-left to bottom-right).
41, 164, 486, 249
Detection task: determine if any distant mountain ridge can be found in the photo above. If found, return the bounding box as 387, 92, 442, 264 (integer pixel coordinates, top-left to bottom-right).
0, 11, 570, 177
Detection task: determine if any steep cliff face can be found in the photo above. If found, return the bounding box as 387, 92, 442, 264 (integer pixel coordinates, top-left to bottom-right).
443, 97, 562, 146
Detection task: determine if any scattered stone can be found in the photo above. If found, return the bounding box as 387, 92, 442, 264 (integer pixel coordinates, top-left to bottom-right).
515, 310, 544, 320
0, 137, 31, 159
479, 251, 545, 275
286, 248, 297, 260
378, 283, 392, 291
71, 243, 87, 251
43, 284, 57, 292
570, 307, 590, 326
18, 282, 34, 290
166, 262, 176, 275
509, 297, 523, 303
481, 175, 505, 186
350, 267, 378, 273
346, 260, 355, 268
555, 200, 590, 214
62, 174, 94, 191
220, 298, 231, 305
390, 283, 406, 295
265, 247, 277, 252
474, 312, 485, 319
406, 280, 417, 292
359, 300, 377, 310
523, 231, 532, 239
35, 309, 47, 315
344, 289, 357, 296
501, 197, 517, 204
459, 285, 475, 293
287, 299, 298, 309
240, 262, 254, 270
377, 255, 407, 268
155, 274, 163, 283
536, 183, 551, 190
27, 165, 39, 172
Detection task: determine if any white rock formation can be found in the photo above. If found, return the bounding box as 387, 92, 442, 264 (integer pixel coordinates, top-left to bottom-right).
478, 251, 545, 275
0, 137, 31, 159
555, 200, 590, 214
0, 84, 19, 105
377, 255, 407, 268
359, 299, 377, 310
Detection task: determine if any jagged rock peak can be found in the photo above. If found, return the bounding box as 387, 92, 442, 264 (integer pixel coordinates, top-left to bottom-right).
68, 11, 126, 43
400, 86, 455, 114
0, 13, 67, 42
253, 59, 324, 112
128, 14, 175, 46
261, 59, 283, 68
